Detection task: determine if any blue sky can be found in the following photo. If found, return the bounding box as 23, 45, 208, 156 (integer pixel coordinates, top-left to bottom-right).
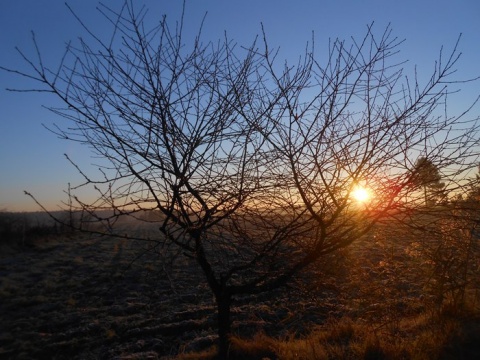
1, 0, 479, 211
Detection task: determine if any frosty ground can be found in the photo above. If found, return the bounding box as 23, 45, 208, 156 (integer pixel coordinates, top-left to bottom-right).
1, 220, 480, 359
0, 230, 343, 359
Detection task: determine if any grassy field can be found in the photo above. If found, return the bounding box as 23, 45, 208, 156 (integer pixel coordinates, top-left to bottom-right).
1, 211, 480, 359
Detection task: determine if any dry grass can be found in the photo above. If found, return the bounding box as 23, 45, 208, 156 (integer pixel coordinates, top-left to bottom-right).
292, 309, 478, 359
2, 210, 479, 359
175, 308, 480, 360
176, 333, 277, 360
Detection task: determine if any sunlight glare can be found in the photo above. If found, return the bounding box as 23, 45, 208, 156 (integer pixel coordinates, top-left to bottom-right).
352, 186, 370, 203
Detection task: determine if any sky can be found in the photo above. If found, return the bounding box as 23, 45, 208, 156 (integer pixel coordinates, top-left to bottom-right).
1, 0, 479, 212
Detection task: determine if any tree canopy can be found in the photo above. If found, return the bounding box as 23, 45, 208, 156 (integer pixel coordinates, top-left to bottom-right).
411, 157, 445, 205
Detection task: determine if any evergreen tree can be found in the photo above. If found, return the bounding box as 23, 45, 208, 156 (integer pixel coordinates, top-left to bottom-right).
412, 157, 445, 205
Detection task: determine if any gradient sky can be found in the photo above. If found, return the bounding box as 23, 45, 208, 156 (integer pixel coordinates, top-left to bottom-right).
1, 0, 479, 212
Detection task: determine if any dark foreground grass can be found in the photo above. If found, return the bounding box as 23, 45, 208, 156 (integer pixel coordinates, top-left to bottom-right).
175, 307, 480, 359
2, 211, 480, 359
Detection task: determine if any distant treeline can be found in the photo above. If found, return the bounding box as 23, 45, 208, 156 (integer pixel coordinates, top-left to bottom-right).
0, 210, 76, 246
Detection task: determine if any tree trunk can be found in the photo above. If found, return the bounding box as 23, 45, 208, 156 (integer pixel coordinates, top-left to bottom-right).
216, 292, 232, 359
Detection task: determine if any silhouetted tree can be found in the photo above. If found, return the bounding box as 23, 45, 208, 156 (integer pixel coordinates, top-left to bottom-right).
468, 163, 480, 202
3, 2, 479, 357
411, 157, 445, 205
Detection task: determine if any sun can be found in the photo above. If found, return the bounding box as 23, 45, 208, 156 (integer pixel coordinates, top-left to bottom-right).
352, 186, 370, 203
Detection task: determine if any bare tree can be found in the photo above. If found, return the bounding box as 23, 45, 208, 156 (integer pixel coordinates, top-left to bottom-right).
2, 2, 479, 357
257, 24, 479, 258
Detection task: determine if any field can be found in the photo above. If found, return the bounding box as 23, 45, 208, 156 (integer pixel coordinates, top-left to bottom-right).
1, 212, 480, 359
